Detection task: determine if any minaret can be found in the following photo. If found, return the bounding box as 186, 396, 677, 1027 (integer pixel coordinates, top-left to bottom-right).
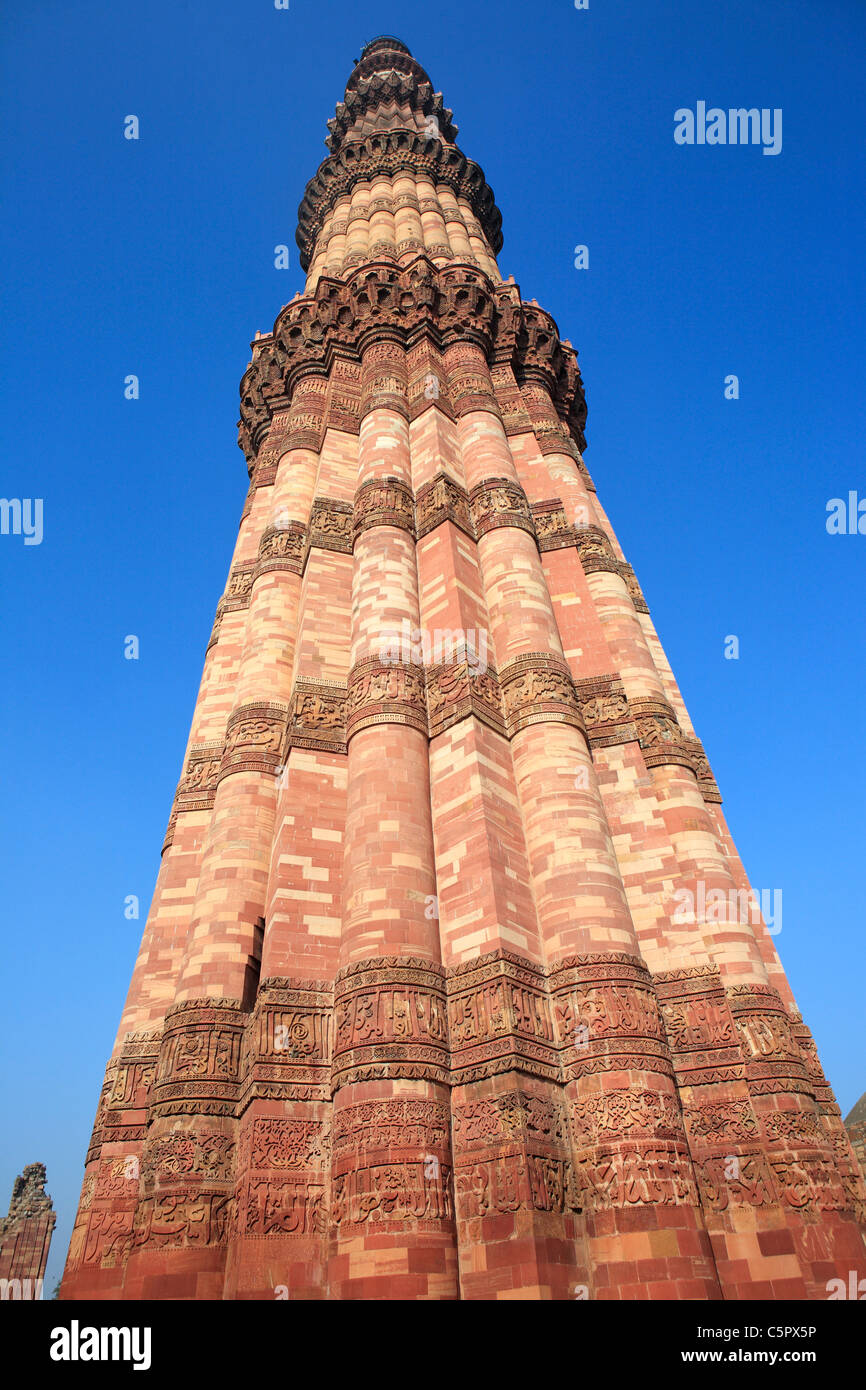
0, 1164, 55, 1297
61, 36, 866, 1301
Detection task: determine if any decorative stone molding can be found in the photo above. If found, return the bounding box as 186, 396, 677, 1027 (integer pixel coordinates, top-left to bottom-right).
726, 985, 814, 1096
237, 258, 587, 466
531, 500, 574, 551
549, 953, 673, 1083
296, 129, 502, 272
683, 736, 722, 803
446, 949, 560, 1085
332, 957, 449, 1088
222, 564, 256, 612
469, 476, 535, 540
574, 525, 620, 575
415, 471, 472, 539
452, 1087, 583, 1221
620, 562, 650, 614
654, 966, 744, 1086
331, 1097, 453, 1231
360, 339, 409, 417
205, 601, 224, 653
425, 661, 505, 740
286, 680, 347, 755
499, 652, 584, 739
239, 978, 333, 1110
346, 658, 428, 739
239, 1115, 328, 1239
171, 742, 218, 801
256, 522, 306, 577
573, 674, 635, 749
218, 703, 289, 782
631, 697, 698, 774
353, 476, 416, 541
306, 497, 353, 556
151, 999, 246, 1119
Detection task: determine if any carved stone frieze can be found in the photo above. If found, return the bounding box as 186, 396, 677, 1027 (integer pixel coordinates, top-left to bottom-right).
240, 978, 332, 1109
570, 1089, 686, 1145
218, 702, 289, 782
415, 471, 473, 539
499, 652, 584, 739
306, 497, 354, 556
287, 680, 347, 755
296, 130, 503, 272
550, 953, 672, 1082
446, 950, 560, 1084
531, 499, 574, 552
574, 525, 619, 575
345, 658, 428, 739
573, 673, 636, 748
150, 999, 246, 1119
654, 966, 744, 1085
353, 476, 416, 540
570, 1142, 699, 1212
425, 660, 505, 740
223, 564, 256, 612
238, 258, 587, 469
631, 697, 698, 774
468, 476, 535, 540
332, 957, 449, 1088
256, 522, 306, 577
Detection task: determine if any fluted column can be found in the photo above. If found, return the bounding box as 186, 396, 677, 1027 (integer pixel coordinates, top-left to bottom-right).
327, 342, 458, 1299
447, 341, 719, 1299
516, 381, 862, 1297
121, 388, 317, 1300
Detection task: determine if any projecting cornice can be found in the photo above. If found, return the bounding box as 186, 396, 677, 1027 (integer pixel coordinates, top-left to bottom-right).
325, 73, 458, 153
237, 257, 586, 465
295, 130, 503, 272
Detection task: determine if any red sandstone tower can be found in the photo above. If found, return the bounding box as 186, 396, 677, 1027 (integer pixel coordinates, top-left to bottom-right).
61, 37, 866, 1301
0, 1163, 55, 1298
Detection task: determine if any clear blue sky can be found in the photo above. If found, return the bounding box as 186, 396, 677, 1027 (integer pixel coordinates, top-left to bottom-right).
2, 0, 864, 1294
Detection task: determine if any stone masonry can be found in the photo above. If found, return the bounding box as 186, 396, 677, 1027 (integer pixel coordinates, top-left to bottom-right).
60, 36, 866, 1301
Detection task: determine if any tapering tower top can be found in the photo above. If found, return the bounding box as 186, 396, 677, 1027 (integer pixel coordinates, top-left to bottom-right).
295, 37, 503, 276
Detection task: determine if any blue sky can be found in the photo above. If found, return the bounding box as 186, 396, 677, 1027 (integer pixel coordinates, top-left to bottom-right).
1, 0, 864, 1293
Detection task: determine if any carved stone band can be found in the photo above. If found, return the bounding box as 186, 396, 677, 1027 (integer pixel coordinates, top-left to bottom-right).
574, 525, 619, 574
239, 977, 333, 1109
415, 471, 472, 540
499, 652, 585, 738
307, 497, 353, 556
573, 673, 635, 749
238, 259, 588, 466
531, 500, 575, 552
549, 953, 672, 1083
353, 476, 416, 541
345, 658, 428, 740
287, 681, 347, 755
257, 523, 306, 576
425, 661, 506, 740
631, 697, 698, 774
150, 998, 246, 1119
332, 956, 449, 1088
173, 742, 223, 813
218, 703, 289, 782
469, 476, 536, 540
447, 949, 560, 1085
